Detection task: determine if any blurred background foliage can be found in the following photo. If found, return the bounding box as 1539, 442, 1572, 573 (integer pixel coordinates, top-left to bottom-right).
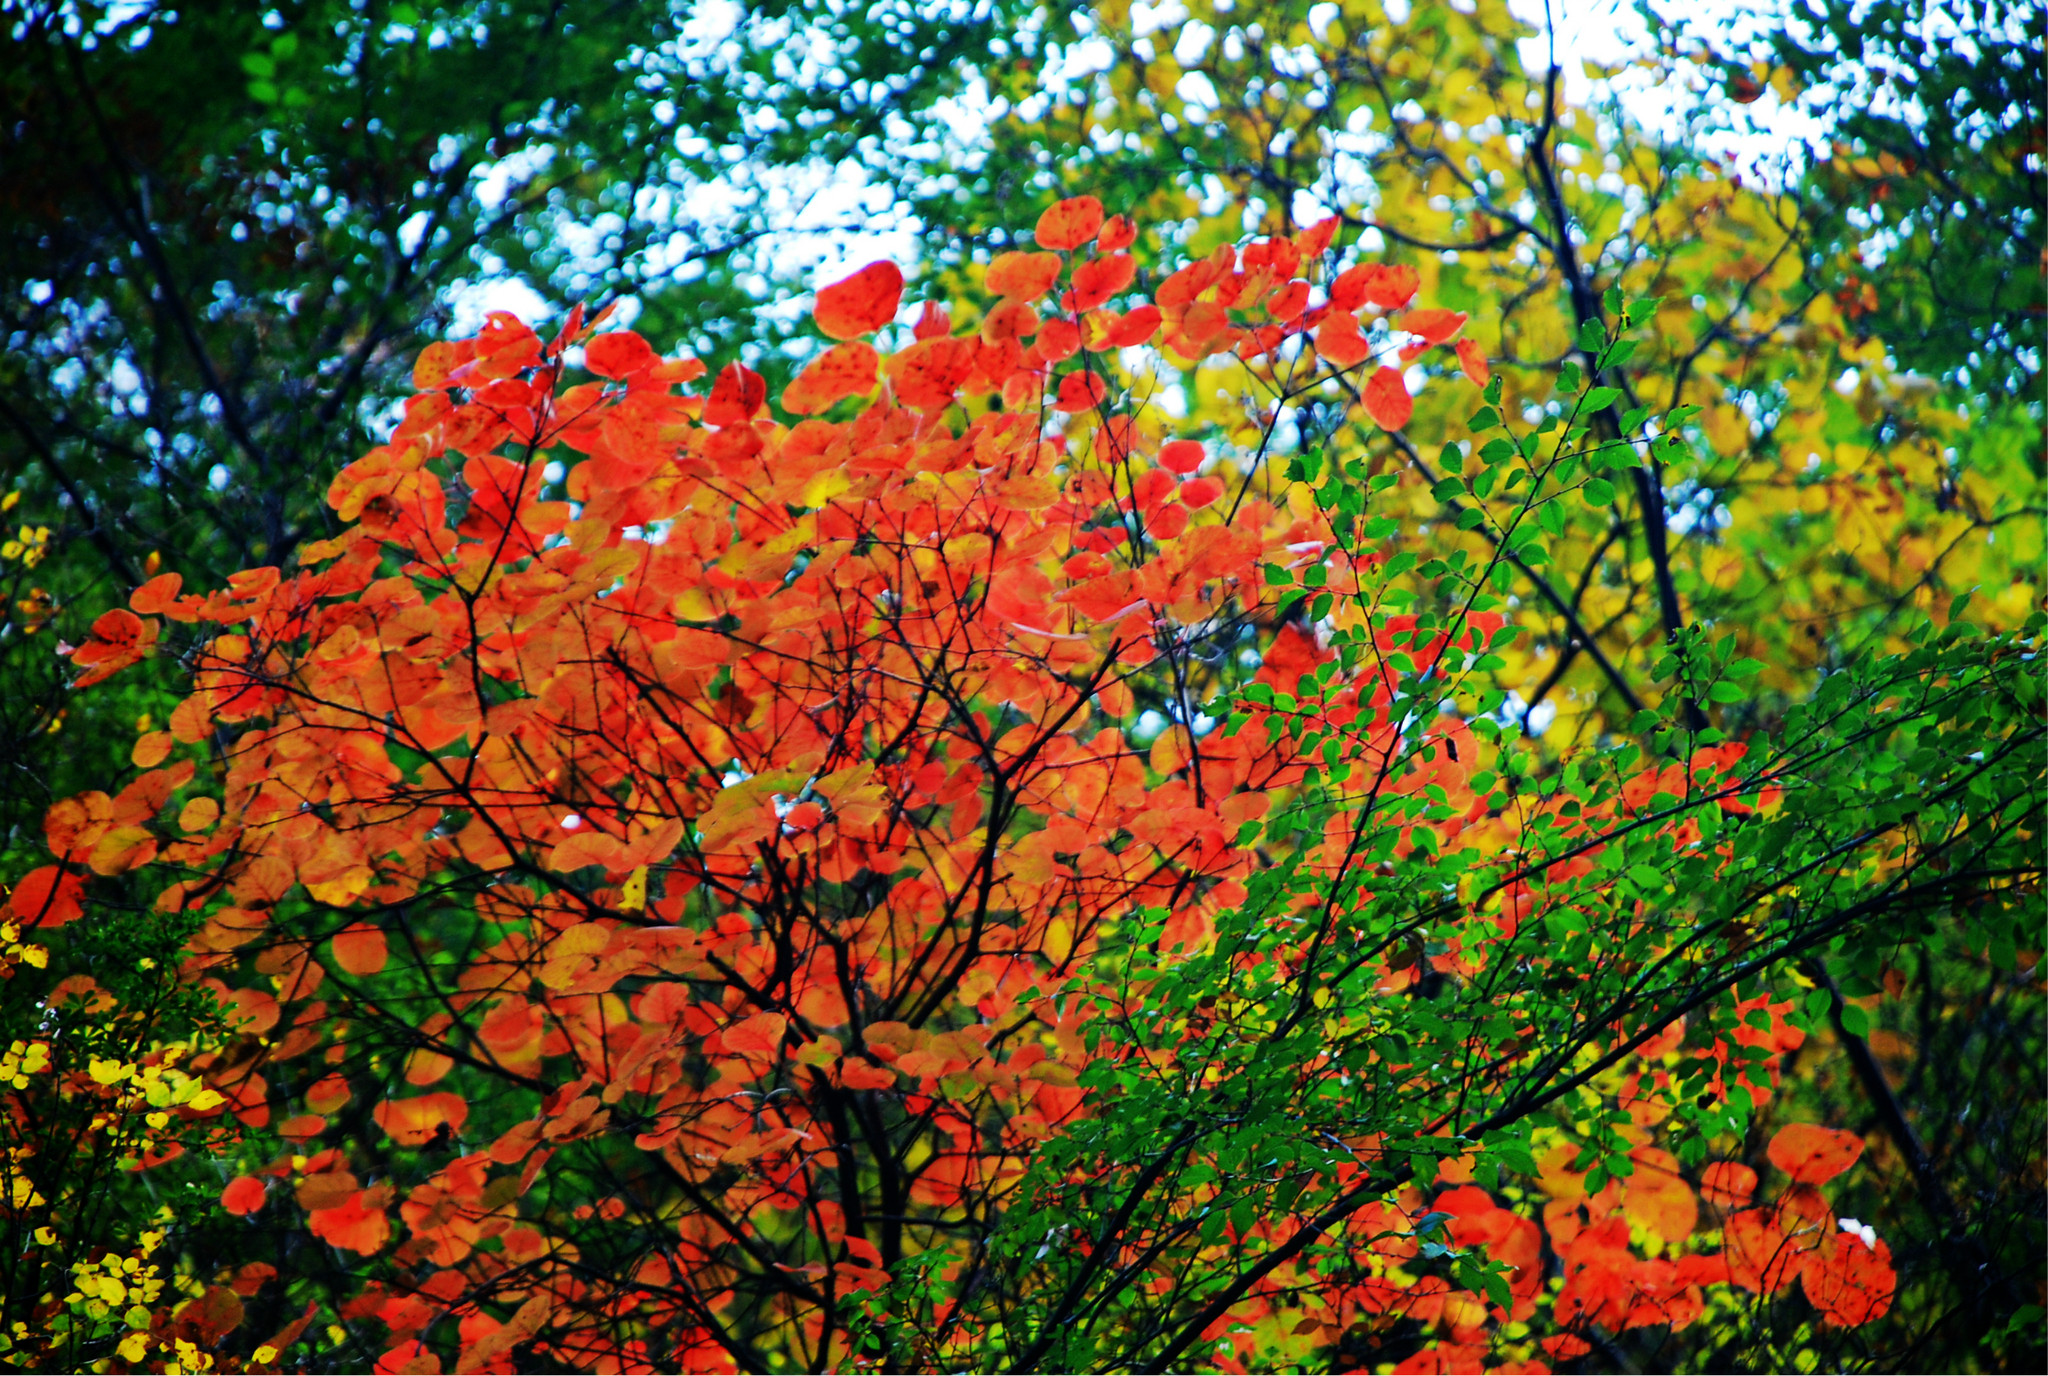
1, 0, 2040, 1371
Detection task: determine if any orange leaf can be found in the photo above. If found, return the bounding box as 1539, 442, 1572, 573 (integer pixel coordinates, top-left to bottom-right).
724, 1011, 789, 1056
840, 1058, 897, 1091
986, 251, 1063, 301
129, 571, 184, 615
308, 1192, 390, 1255
814, 261, 904, 340
1455, 338, 1491, 387
413, 339, 470, 390
373, 1092, 468, 1146
87, 825, 157, 876
1097, 214, 1137, 252
1621, 1147, 1697, 1245
1363, 366, 1414, 431
1400, 307, 1468, 346
1180, 476, 1224, 509
1036, 195, 1104, 250
887, 337, 976, 411
1767, 1122, 1863, 1185
331, 924, 389, 977
1315, 312, 1372, 368
1700, 1160, 1757, 1209
782, 342, 880, 416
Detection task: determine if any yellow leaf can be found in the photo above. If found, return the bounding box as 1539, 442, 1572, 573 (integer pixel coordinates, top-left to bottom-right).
619, 866, 648, 913
1044, 918, 1074, 967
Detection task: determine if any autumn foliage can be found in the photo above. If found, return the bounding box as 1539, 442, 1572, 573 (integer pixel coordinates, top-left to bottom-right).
1, 186, 2038, 1376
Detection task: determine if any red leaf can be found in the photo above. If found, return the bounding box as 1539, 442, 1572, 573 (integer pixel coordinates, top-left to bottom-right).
1096, 214, 1137, 252
814, 261, 904, 340
1803, 1233, 1897, 1327
583, 330, 659, 379
1767, 1122, 1863, 1185
1724, 1208, 1810, 1292
1036, 195, 1104, 250
1068, 254, 1136, 311
1179, 476, 1224, 509
7, 865, 83, 927
1363, 366, 1414, 431
1330, 262, 1420, 311
1159, 440, 1205, 475
220, 1175, 268, 1216
1296, 215, 1340, 258
1104, 304, 1162, 347
704, 362, 768, 426
1054, 370, 1108, 414
1149, 504, 1189, 539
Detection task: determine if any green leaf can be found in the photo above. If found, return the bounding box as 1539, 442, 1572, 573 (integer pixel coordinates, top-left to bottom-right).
1582, 478, 1616, 506
241, 53, 276, 78
1583, 386, 1622, 412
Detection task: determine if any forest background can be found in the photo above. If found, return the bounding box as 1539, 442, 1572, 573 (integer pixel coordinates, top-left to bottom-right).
0, 1, 2042, 1373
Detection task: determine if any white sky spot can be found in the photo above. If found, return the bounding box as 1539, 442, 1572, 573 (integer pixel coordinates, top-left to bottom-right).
1509, 0, 1831, 181
434, 0, 1830, 347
